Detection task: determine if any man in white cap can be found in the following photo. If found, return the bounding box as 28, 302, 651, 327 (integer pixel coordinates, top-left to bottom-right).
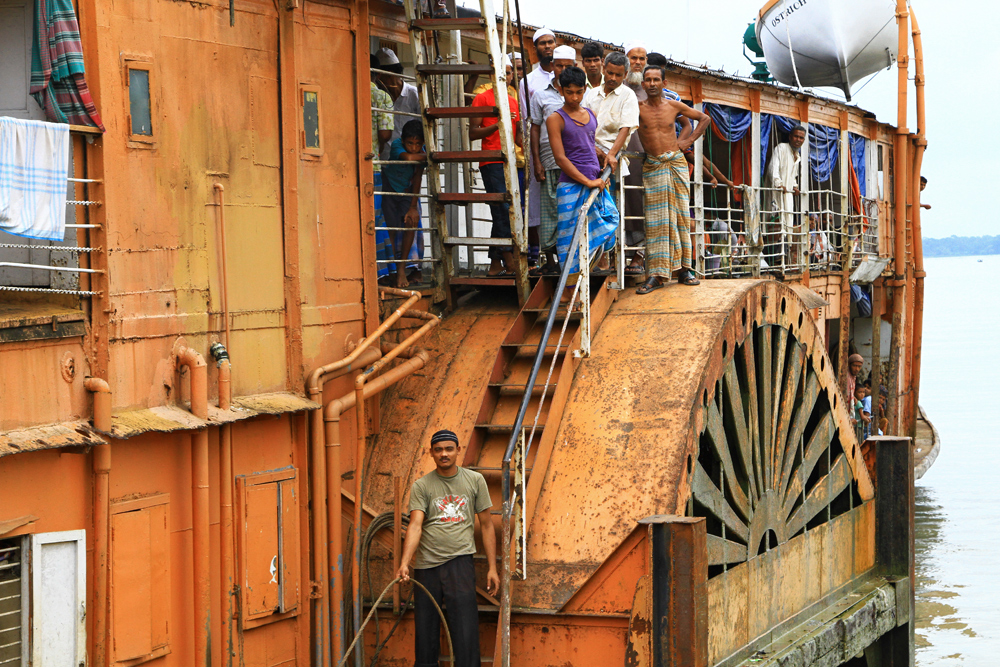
529, 45, 575, 274
522, 28, 558, 265
377, 47, 420, 158
376, 46, 423, 274
624, 40, 648, 91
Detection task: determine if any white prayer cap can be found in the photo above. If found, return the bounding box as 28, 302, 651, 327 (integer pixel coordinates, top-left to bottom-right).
624, 40, 648, 55
376, 47, 400, 66
553, 45, 576, 61
533, 28, 556, 43
512, 51, 523, 60
505, 54, 513, 67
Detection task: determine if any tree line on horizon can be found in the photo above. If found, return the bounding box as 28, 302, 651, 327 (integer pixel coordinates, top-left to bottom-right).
921, 235, 1000, 257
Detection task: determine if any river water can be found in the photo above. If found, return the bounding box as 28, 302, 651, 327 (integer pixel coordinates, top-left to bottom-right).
914, 255, 1000, 664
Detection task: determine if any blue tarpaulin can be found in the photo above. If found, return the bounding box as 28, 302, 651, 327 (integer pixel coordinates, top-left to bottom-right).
808, 124, 840, 183
705, 103, 752, 142
849, 133, 867, 198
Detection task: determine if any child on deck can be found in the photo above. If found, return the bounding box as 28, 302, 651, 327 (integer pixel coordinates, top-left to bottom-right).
381, 120, 426, 287
546, 66, 618, 278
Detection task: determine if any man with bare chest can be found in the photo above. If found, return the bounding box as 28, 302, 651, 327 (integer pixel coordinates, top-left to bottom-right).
636, 65, 711, 293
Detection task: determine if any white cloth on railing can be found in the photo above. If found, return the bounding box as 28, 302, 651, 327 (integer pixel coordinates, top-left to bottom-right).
739, 184, 762, 252
0, 117, 70, 241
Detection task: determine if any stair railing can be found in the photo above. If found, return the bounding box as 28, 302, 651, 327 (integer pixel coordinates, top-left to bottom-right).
496, 165, 612, 667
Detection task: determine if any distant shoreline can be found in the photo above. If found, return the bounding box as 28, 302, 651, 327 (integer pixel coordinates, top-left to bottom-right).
922, 235, 999, 258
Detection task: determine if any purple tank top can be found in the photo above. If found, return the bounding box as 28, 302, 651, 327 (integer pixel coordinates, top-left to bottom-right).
556, 107, 600, 183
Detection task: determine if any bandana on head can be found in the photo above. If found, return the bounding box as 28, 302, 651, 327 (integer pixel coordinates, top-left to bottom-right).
849, 354, 864, 364
431, 429, 459, 445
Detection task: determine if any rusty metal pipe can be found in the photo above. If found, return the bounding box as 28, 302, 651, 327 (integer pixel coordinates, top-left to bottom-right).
323, 349, 431, 666
210, 343, 234, 667
84, 376, 111, 667
893, 0, 909, 280
909, 6, 927, 434
306, 346, 381, 666
351, 317, 438, 665
213, 183, 232, 348
178, 346, 210, 667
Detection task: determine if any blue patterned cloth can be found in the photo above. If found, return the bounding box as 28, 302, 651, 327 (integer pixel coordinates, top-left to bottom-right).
0, 117, 69, 240
374, 171, 390, 278
555, 181, 619, 275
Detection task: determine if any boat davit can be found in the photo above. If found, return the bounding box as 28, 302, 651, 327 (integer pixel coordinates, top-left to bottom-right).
756, 0, 898, 100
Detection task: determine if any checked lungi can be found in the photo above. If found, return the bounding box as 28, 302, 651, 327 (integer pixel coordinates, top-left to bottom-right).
539, 169, 561, 251
643, 151, 693, 278
555, 181, 619, 276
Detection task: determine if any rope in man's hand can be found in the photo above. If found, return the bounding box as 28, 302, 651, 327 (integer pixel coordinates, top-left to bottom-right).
338, 577, 454, 667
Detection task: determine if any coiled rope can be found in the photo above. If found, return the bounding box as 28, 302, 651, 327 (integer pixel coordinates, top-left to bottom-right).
337, 577, 454, 667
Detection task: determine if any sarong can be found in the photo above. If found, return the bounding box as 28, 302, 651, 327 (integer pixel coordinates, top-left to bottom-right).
539, 169, 561, 251
643, 151, 692, 277
555, 181, 619, 275
374, 171, 391, 278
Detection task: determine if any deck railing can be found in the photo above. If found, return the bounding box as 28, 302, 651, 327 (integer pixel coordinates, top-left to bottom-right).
0, 128, 103, 298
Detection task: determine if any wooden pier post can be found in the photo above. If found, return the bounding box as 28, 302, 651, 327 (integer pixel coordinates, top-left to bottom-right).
638, 515, 708, 667
872, 436, 915, 667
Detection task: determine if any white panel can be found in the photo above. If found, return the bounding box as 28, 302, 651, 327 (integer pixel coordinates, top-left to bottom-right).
0, 0, 45, 120
31, 530, 86, 667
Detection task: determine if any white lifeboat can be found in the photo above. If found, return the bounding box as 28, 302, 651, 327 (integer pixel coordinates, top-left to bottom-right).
756, 0, 898, 101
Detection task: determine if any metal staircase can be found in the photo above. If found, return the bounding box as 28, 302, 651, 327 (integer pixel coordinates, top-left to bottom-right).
402, 0, 530, 307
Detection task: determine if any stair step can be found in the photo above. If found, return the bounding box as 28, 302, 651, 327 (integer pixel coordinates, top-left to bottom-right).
474, 423, 545, 433
449, 275, 517, 286
411, 17, 486, 31
466, 466, 533, 474
523, 307, 583, 321
425, 106, 498, 119
443, 236, 513, 247
488, 383, 551, 396
431, 150, 503, 163
417, 63, 494, 76
437, 192, 509, 204
501, 342, 568, 357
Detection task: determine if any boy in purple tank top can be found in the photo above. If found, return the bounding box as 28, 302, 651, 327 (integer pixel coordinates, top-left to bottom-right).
546, 67, 619, 277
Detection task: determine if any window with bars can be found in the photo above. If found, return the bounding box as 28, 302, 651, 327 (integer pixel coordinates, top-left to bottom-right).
0, 531, 87, 667
0, 538, 25, 666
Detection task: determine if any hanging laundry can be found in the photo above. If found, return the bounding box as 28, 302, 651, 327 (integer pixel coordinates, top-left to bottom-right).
30, 0, 105, 130
0, 117, 70, 241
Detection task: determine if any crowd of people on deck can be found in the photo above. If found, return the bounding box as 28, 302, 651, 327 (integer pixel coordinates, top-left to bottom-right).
367, 30, 901, 292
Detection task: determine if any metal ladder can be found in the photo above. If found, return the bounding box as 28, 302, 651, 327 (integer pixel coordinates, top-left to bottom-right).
401, 0, 529, 307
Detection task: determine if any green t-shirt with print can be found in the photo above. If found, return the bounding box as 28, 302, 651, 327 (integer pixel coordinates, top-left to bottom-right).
408, 467, 492, 569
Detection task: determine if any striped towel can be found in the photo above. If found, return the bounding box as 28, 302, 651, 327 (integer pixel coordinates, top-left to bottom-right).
555, 181, 619, 275
30, 0, 104, 130
0, 117, 70, 241
643, 151, 692, 277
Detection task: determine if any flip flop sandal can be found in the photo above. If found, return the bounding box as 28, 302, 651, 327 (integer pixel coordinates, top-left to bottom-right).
591, 267, 614, 276
636, 277, 665, 295
624, 265, 644, 275
679, 270, 701, 286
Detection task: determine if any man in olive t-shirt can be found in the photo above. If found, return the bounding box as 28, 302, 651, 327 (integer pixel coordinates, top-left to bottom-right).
397, 429, 498, 667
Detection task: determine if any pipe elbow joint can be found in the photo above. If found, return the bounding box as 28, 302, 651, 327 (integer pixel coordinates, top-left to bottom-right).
84, 377, 111, 394
324, 399, 346, 423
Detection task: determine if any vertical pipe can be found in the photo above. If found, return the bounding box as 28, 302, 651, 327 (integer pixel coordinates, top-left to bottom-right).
890, 0, 909, 435
326, 412, 344, 666
179, 348, 210, 667
311, 405, 331, 667
213, 184, 232, 349
211, 348, 234, 667
392, 476, 402, 614
352, 381, 367, 667
909, 6, 927, 436
86, 376, 111, 667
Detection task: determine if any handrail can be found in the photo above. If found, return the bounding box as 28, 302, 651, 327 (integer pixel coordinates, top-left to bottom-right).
495, 165, 611, 667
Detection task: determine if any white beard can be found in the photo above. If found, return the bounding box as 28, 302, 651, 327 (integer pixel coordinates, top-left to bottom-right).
626, 70, 643, 89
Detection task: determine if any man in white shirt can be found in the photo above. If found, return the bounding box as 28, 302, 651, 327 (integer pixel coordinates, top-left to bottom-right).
581, 41, 604, 90
376, 48, 420, 160
765, 125, 805, 268
522, 29, 558, 261
582, 51, 638, 179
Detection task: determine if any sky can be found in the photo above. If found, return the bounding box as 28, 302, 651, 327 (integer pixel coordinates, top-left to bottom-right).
463, 0, 1000, 239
